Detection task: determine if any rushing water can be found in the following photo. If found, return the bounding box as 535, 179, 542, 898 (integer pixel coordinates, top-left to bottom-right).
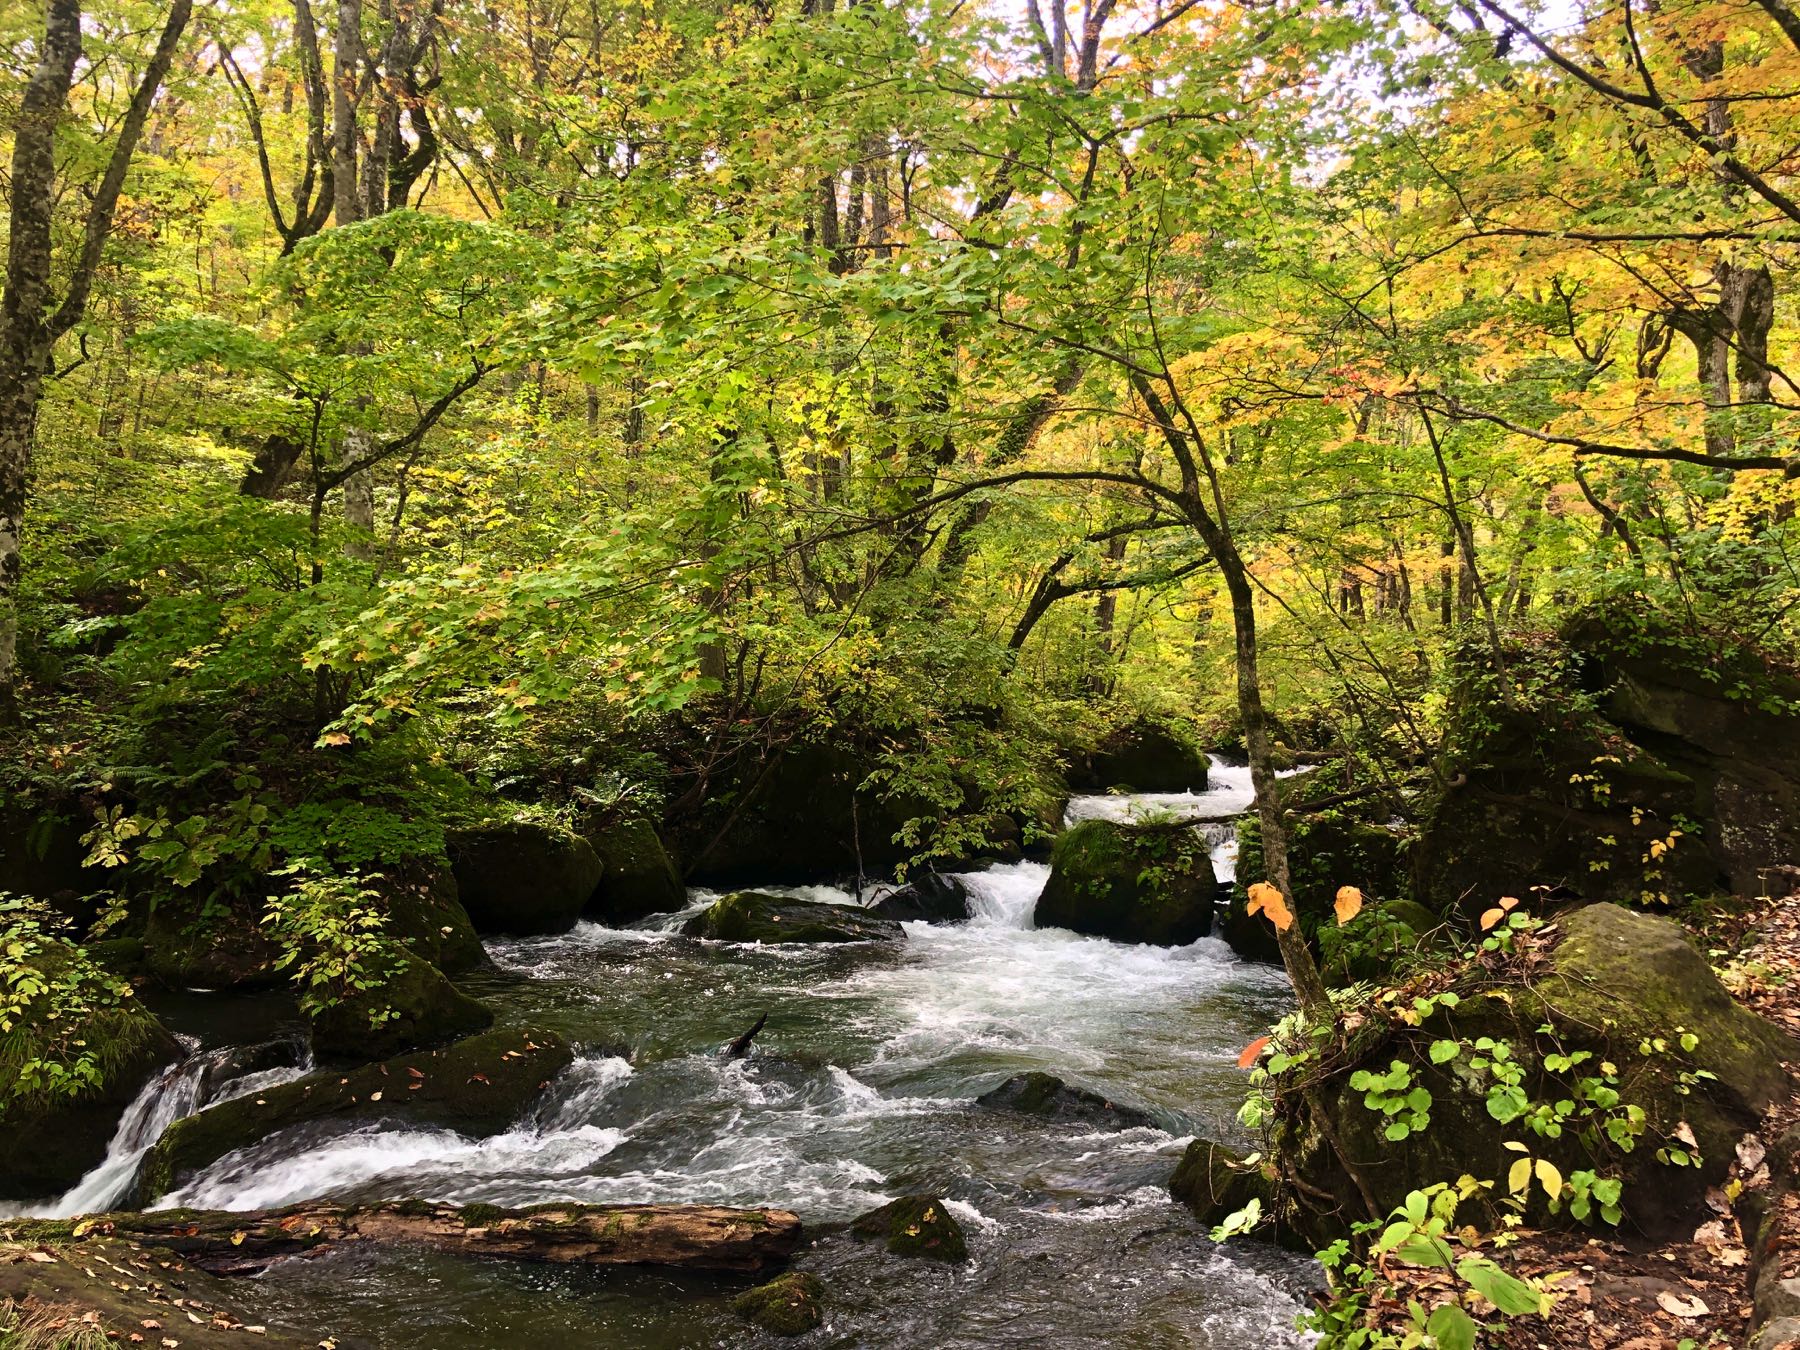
19, 763, 1319, 1346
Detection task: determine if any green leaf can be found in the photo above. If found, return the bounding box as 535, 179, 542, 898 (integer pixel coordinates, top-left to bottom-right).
1426, 1303, 1477, 1350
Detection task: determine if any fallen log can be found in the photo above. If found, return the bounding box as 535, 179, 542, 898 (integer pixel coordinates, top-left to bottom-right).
724, 1011, 768, 1059
16, 1201, 803, 1277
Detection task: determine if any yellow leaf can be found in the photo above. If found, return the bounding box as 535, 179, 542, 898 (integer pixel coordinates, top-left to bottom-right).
230, 1231, 245, 1246
1334, 886, 1363, 925
1508, 1157, 1532, 1197
1533, 1158, 1563, 1200
1246, 882, 1294, 933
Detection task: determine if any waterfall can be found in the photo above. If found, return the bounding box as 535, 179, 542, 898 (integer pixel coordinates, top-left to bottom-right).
2, 1037, 312, 1220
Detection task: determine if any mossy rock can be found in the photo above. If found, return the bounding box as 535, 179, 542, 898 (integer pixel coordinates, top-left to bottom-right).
0, 799, 99, 931
582, 815, 686, 924
1224, 810, 1410, 964
1169, 1139, 1275, 1232
974, 1071, 1154, 1129
86, 934, 148, 978
732, 1271, 824, 1336
0, 945, 181, 1199
869, 873, 971, 924
1070, 716, 1210, 793
308, 947, 494, 1063
681, 893, 903, 945
1035, 819, 1214, 946
850, 1195, 968, 1262
448, 820, 603, 935
144, 895, 283, 990
137, 1025, 574, 1201
1319, 899, 1451, 988
378, 865, 486, 974
1275, 903, 1800, 1247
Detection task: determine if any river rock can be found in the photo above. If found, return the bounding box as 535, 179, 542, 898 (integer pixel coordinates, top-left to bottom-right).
850, 1195, 968, 1262
1035, 819, 1214, 946
869, 873, 971, 923
582, 814, 686, 923
379, 864, 487, 974
143, 894, 285, 991
308, 947, 494, 1062
1069, 716, 1210, 793
448, 819, 603, 935
1169, 1139, 1276, 1232
733, 1271, 826, 1335
1274, 903, 1799, 1246
974, 1071, 1155, 1129
137, 1025, 575, 1201
0, 942, 182, 1199
682, 892, 904, 944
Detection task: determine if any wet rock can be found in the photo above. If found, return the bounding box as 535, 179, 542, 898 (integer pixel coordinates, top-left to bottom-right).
448, 819, 603, 935
137, 1026, 575, 1201
1169, 1139, 1275, 1232
1069, 716, 1210, 793
869, 873, 971, 924
850, 1195, 968, 1262
1035, 819, 1214, 946
974, 1071, 1154, 1129
0, 941, 182, 1199
1276, 903, 1799, 1246
733, 1270, 825, 1335
379, 865, 486, 974
308, 947, 494, 1063
144, 895, 284, 991
582, 814, 686, 923
681, 892, 904, 944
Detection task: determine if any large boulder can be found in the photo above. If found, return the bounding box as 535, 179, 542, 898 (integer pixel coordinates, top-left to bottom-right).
1224, 801, 1412, 964
681, 892, 903, 944
1035, 819, 1214, 946
581, 814, 686, 924
1169, 1139, 1277, 1232
144, 895, 284, 991
0, 941, 182, 1199
448, 820, 603, 935
1069, 717, 1210, 793
974, 1071, 1154, 1129
1272, 904, 1798, 1246
869, 873, 971, 924
378, 865, 486, 974
307, 947, 494, 1063
137, 1025, 575, 1201
850, 1195, 968, 1262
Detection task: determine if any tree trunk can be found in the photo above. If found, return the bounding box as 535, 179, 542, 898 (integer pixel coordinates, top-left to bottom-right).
52, 1201, 804, 1277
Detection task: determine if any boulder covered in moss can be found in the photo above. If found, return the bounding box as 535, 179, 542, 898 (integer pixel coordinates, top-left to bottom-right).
378, 865, 486, 974
1069, 716, 1210, 793
137, 1025, 574, 1201
1035, 819, 1214, 946
144, 895, 284, 990
974, 1071, 1154, 1129
582, 814, 686, 924
308, 947, 494, 1062
869, 873, 971, 924
682, 892, 903, 944
1224, 807, 1410, 964
448, 819, 603, 935
732, 1271, 825, 1336
1169, 1139, 1276, 1232
1318, 899, 1450, 987
0, 941, 182, 1199
850, 1195, 968, 1262
1273, 903, 1799, 1246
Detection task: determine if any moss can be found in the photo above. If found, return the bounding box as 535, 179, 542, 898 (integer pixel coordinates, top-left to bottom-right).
681, 893, 903, 945
1225, 811, 1411, 965
447, 820, 602, 936
138, 1025, 574, 1201
583, 815, 686, 924
143, 895, 283, 990
850, 1195, 968, 1262
308, 947, 493, 1063
1035, 819, 1213, 946
458, 1203, 509, 1227
732, 1271, 824, 1336
378, 865, 486, 974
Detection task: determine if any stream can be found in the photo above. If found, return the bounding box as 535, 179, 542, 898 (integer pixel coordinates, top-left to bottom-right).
22, 761, 1320, 1347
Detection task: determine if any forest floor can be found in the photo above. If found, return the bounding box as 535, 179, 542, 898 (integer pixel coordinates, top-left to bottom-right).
1366, 889, 1800, 1350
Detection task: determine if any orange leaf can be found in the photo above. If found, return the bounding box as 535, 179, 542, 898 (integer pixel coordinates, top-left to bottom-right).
1334, 886, 1364, 925
1479, 907, 1504, 931
1237, 1036, 1271, 1069
1246, 881, 1294, 932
